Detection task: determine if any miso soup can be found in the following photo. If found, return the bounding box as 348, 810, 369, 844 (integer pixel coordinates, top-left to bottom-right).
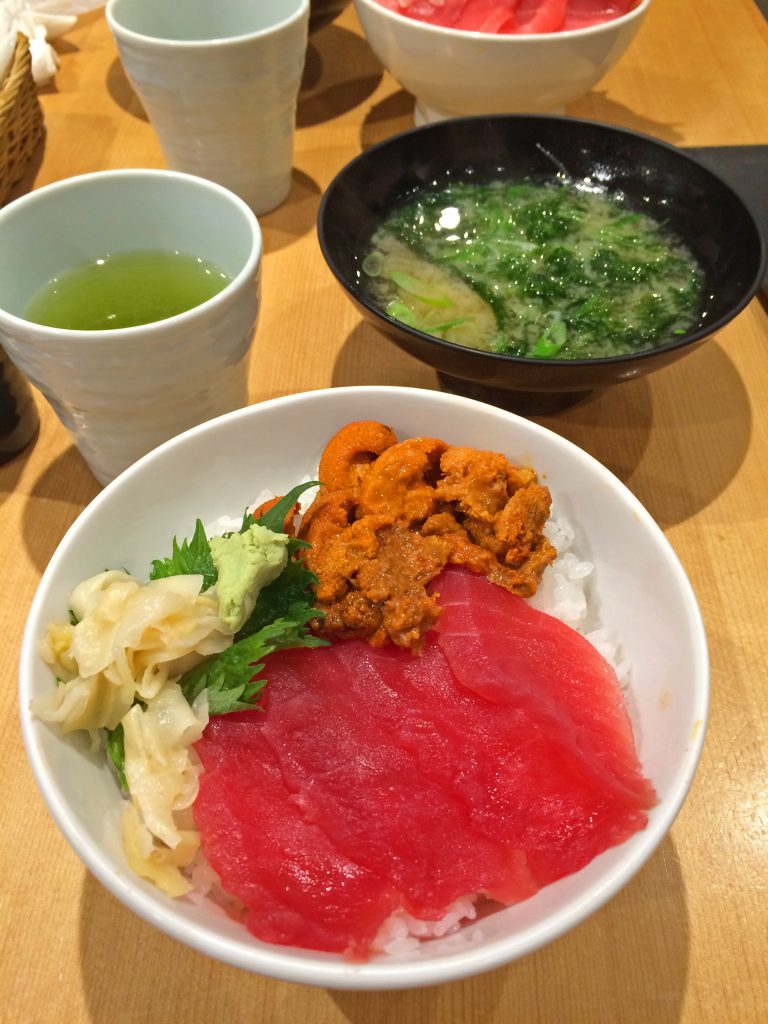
363, 180, 703, 360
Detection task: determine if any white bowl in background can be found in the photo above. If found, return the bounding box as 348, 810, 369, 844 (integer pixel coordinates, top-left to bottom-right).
353, 0, 651, 124
19, 384, 707, 989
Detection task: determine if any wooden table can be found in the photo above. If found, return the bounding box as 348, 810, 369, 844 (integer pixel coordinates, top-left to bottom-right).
1, 2, 767, 1021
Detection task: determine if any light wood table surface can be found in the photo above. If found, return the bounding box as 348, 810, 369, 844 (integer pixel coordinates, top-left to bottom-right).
1, 2, 767, 1021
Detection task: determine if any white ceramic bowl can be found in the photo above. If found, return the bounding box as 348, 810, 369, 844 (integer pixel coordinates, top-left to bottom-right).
19, 385, 708, 990
353, 0, 651, 123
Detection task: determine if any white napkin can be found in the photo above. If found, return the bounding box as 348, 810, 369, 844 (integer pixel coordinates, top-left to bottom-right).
0, 0, 104, 86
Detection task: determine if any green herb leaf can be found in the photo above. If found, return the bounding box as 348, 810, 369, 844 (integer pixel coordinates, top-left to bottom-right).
179, 616, 328, 715
240, 481, 320, 534
149, 519, 217, 591
105, 723, 128, 793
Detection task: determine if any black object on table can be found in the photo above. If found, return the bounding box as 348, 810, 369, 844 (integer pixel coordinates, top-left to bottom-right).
683, 145, 768, 291
0, 346, 39, 464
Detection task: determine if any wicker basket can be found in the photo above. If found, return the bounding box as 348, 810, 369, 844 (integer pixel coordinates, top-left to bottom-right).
0, 34, 44, 207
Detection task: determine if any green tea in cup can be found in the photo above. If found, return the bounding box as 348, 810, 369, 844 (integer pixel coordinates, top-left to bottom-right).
0, 168, 262, 485
25, 250, 231, 330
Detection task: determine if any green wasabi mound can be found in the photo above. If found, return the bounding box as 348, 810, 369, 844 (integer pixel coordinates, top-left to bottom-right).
210, 524, 290, 633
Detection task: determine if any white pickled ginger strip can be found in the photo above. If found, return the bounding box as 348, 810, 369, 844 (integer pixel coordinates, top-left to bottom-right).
33, 570, 235, 733
122, 682, 209, 850
121, 803, 199, 898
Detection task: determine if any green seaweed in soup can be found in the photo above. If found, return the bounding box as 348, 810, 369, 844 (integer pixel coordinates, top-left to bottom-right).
363, 181, 704, 359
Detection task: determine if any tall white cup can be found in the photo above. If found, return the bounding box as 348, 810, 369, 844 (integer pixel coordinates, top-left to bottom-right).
0, 169, 262, 486
106, 0, 310, 215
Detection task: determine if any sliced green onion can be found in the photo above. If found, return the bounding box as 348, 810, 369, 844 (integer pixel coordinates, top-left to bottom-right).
362, 252, 382, 277
431, 317, 470, 332
531, 319, 567, 358
386, 300, 418, 327
389, 271, 452, 307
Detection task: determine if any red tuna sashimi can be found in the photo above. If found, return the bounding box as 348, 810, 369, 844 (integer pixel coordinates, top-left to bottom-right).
374, 0, 636, 32
193, 571, 655, 956
337, 634, 653, 885
453, 1, 520, 32
195, 642, 540, 955
562, 1, 639, 30
374, 0, 523, 32
432, 567, 654, 809
513, 0, 567, 33
191, 717, 397, 952
374, 0, 470, 28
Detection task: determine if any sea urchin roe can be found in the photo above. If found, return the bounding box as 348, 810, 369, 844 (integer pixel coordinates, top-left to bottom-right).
298, 420, 556, 650
363, 180, 704, 359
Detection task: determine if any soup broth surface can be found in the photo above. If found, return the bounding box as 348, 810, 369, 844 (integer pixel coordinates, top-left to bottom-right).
363, 180, 703, 360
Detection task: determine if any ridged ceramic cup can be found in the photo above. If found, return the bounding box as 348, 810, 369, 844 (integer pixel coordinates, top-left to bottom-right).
0, 169, 262, 486
106, 0, 309, 215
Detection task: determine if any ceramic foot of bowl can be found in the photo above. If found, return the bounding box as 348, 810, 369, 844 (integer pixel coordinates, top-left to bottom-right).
414, 101, 457, 126
414, 101, 566, 125
437, 372, 593, 415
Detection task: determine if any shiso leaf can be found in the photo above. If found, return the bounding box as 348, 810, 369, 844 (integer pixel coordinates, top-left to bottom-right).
149, 519, 217, 591
240, 480, 320, 535
179, 615, 327, 716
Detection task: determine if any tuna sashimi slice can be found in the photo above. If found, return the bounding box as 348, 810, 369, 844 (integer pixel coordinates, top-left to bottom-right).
193, 570, 655, 956
374, 0, 637, 32
513, 0, 568, 33
432, 567, 655, 810
364, 619, 654, 885
562, 1, 639, 30
193, 722, 397, 953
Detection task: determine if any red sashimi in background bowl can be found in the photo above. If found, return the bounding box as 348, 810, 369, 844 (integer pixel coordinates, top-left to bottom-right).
374, 0, 641, 34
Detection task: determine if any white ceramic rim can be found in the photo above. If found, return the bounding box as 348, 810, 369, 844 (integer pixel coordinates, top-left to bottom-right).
0, 168, 262, 341
354, 0, 651, 41
18, 385, 709, 990
105, 0, 310, 49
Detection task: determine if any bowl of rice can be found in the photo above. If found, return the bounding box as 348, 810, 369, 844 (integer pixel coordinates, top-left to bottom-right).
19, 385, 708, 989
353, 0, 651, 124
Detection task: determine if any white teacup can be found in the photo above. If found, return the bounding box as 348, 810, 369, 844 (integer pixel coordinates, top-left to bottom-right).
106, 0, 310, 215
0, 169, 261, 485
